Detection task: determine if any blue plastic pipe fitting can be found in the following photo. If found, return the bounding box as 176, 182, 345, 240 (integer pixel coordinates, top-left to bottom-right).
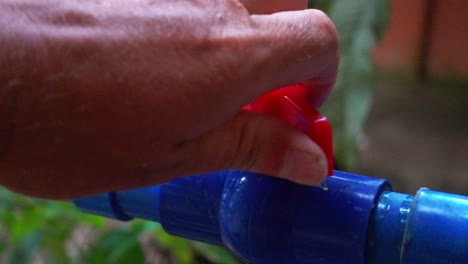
74, 170, 468, 264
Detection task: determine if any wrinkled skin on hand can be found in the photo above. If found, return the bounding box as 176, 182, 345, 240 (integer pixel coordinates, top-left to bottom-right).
0, 0, 338, 199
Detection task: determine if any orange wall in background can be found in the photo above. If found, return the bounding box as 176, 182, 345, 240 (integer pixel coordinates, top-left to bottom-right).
374, 0, 468, 79
374, 0, 426, 73
428, 0, 468, 78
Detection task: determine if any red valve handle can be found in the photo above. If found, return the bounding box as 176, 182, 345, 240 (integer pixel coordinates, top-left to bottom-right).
244, 84, 334, 176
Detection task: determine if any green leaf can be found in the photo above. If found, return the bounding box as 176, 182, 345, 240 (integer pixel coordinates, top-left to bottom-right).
308, 0, 333, 12
85, 226, 145, 264
320, 0, 390, 170
372, 0, 391, 41
191, 241, 240, 264
9, 230, 43, 264
152, 225, 194, 264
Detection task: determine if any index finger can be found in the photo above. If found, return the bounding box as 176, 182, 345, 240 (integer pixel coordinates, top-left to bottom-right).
240, 0, 338, 107
242, 9, 339, 108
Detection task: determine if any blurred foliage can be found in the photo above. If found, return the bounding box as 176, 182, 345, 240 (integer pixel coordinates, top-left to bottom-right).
1, 2, 390, 264
310, 0, 390, 170
0, 188, 239, 263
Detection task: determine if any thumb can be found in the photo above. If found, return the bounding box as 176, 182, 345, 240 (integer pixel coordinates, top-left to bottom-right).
178, 111, 328, 185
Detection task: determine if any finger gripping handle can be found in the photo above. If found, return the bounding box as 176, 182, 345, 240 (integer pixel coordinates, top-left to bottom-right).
220, 84, 334, 263
245, 84, 334, 175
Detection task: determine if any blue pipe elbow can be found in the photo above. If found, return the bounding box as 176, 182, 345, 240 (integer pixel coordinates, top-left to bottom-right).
74, 171, 468, 264
219, 171, 391, 263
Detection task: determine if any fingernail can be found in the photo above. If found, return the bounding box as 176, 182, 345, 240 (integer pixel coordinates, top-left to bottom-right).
279, 147, 328, 186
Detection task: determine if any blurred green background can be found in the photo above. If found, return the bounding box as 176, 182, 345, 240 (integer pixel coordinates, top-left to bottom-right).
2, 0, 467, 263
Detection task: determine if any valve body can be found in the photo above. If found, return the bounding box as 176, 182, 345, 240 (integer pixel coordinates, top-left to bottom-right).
75, 170, 468, 264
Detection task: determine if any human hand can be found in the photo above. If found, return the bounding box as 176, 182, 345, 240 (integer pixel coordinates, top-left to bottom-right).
0, 0, 338, 199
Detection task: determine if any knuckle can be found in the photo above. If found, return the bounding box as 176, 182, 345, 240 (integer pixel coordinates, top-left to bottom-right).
308, 9, 335, 33
305, 9, 339, 55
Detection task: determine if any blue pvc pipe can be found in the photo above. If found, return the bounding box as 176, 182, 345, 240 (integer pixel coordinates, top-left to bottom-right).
74, 170, 468, 264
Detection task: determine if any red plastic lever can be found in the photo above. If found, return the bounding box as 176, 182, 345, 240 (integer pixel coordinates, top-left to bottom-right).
244, 84, 334, 176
